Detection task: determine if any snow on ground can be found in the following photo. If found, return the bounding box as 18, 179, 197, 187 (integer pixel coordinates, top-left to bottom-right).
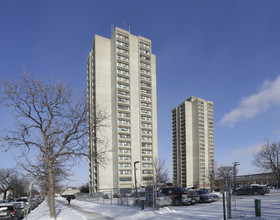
24, 199, 87, 220
24, 196, 268, 220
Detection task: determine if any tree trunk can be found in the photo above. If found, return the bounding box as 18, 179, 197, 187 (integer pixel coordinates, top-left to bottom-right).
3, 191, 7, 200
48, 165, 56, 219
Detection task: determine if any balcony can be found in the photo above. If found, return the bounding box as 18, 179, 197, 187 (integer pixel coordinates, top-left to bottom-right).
116, 40, 129, 48
140, 75, 151, 82
117, 47, 129, 55
140, 68, 150, 75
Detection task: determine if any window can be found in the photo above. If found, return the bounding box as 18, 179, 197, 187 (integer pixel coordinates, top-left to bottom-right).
118, 120, 130, 125
117, 76, 129, 82
118, 141, 131, 146
141, 95, 151, 101
117, 69, 129, 75
119, 156, 131, 160
118, 112, 130, 117
142, 170, 153, 174
142, 143, 152, 148
118, 105, 130, 110
142, 156, 152, 161
117, 47, 129, 54
120, 177, 131, 181
140, 62, 150, 68
141, 102, 151, 107
142, 130, 152, 135
142, 123, 152, 128
142, 150, 152, 154
140, 69, 150, 75
140, 75, 151, 81
118, 90, 129, 96
117, 62, 129, 69
116, 33, 128, 40
118, 98, 130, 104
117, 83, 129, 89
118, 127, 130, 132
141, 82, 151, 87
141, 116, 151, 121
143, 177, 153, 181
117, 55, 129, 62
119, 148, 131, 153
140, 49, 150, 55
118, 134, 130, 139
140, 42, 150, 49
141, 89, 151, 94
142, 136, 152, 141
141, 109, 151, 114
117, 41, 128, 47
140, 55, 150, 61
119, 163, 131, 167
142, 163, 152, 168
119, 170, 132, 175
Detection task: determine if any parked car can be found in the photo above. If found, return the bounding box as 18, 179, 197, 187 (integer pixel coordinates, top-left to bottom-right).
0, 204, 20, 220
145, 192, 172, 207
10, 201, 29, 216
233, 185, 267, 195
0, 200, 8, 204
161, 187, 192, 206
9, 203, 24, 219
196, 190, 215, 203
186, 190, 200, 204
210, 193, 220, 201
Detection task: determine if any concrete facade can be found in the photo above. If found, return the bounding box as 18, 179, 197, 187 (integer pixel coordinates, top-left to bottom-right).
87, 27, 158, 193
172, 97, 214, 188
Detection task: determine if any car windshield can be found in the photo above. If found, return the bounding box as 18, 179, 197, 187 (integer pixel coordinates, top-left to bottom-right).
16, 199, 27, 202
197, 190, 208, 194
178, 188, 187, 193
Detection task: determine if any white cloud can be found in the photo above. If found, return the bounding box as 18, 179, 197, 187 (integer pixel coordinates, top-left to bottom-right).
220, 75, 280, 127
230, 144, 262, 158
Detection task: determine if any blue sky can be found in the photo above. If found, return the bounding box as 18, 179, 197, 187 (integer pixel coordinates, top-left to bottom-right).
1, 0, 280, 186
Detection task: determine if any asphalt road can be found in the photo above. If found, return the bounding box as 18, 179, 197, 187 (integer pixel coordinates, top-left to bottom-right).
56, 199, 113, 220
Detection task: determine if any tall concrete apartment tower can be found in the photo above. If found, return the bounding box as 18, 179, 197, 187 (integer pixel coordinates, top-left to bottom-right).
87, 27, 158, 193
172, 97, 214, 188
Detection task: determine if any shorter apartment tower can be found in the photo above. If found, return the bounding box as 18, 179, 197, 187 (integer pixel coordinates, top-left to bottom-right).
172, 97, 214, 188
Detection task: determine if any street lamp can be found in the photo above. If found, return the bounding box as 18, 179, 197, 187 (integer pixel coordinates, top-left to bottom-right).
233, 162, 240, 192
134, 161, 140, 199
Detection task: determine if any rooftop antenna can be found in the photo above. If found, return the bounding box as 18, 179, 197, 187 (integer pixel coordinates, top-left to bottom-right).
111, 24, 114, 37
129, 26, 130, 33
124, 20, 126, 30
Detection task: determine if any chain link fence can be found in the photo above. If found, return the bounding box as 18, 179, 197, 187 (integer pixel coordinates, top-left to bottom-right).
76, 188, 137, 206
75, 186, 164, 209
223, 176, 280, 219
231, 187, 280, 219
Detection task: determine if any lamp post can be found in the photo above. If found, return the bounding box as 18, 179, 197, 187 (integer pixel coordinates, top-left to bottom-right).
233, 162, 240, 192
134, 161, 140, 199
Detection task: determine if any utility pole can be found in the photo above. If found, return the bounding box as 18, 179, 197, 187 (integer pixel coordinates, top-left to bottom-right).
233, 162, 240, 192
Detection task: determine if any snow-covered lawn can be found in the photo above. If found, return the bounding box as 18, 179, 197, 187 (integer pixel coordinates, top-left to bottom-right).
24, 196, 271, 220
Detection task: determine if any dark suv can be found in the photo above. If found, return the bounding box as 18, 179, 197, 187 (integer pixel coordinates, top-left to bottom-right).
161, 187, 192, 206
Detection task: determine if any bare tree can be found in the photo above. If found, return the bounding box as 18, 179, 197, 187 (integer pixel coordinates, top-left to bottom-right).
0, 73, 108, 219
252, 140, 280, 187
205, 168, 216, 192
0, 168, 17, 199
155, 158, 170, 188
9, 174, 29, 198
145, 158, 170, 189
216, 165, 235, 181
